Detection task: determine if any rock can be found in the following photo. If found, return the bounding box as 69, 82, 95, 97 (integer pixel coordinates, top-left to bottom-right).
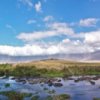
2, 76, 9, 79
53, 83, 63, 87
57, 79, 61, 82
67, 77, 74, 80
16, 78, 26, 84
48, 82, 53, 87
74, 76, 92, 82
93, 76, 99, 80
46, 79, 53, 86
89, 80, 95, 85
10, 77, 16, 80
74, 79, 80, 82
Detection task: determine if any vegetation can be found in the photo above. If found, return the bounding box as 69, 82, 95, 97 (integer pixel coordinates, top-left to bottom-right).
31, 95, 39, 100
0, 91, 32, 100
46, 94, 70, 100
0, 59, 100, 77
48, 89, 56, 94
93, 98, 100, 100
5, 83, 10, 88
0, 64, 12, 76
0, 90, 70, 100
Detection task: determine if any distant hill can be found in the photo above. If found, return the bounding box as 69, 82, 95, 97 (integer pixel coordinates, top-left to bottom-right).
15, 59, 100, 70
0, 50, 100, 63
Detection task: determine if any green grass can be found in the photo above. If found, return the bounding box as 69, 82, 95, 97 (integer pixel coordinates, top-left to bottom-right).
0, 91, 32, 100
0, 60, 100, 78
46, 94, 70, 100
93, 98, 100, 100
0, 90, 70, 100
42, 69, 64, 77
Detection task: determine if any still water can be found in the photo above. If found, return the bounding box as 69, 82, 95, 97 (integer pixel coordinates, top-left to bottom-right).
0, 76, 100, 100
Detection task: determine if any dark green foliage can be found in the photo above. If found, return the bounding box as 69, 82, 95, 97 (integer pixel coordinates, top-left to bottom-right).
0, 64, 12, 76
5, 83, 10, 88
11, 66, 40, 77
0, 63, 100, 78
0, 91, 32, 100
46, 94, 70, 100
31, 95, 39, 100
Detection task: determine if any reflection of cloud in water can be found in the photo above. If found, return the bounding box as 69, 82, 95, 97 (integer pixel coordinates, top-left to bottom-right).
0, 76, 100, 100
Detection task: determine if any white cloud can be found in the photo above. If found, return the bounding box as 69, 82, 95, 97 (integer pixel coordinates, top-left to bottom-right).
84, 30, 100, 44
17, 22, 74, 42
27, 19, 36, 24
48, 22, 74, 34
59, 39, 94, 54
79, 18, 99, 27
43, 16, 54, 22
2, 30, 100, 56
35, 1, 42, 12
62, 39, 71, 43
0, 39, 94, 56
3, 18, 100, 57
0, 45, 45, 56
70, 18, 99, 27
17, 31, 56, 41
46, 46, 60, 55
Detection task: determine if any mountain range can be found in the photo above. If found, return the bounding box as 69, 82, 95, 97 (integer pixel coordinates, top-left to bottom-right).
0, 51, 100, 63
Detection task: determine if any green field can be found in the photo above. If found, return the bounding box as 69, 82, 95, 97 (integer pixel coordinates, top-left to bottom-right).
0, 59, 100, 77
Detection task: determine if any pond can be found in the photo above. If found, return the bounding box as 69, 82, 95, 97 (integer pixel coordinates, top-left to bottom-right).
0, 75, 100, 100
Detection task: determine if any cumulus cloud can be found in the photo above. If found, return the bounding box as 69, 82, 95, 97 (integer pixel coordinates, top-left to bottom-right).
79, 18, 99, 27
84, 30, 100, 44
1, 29, 100, 56
0, 39, 94, 56
48, 22, 74, 34
17, 22, 74, 42
59, 39, 94, 54
3, 18, 100, 57
17, 31, 56, 41
35, 1, 42, 12
0, 45, 45, 56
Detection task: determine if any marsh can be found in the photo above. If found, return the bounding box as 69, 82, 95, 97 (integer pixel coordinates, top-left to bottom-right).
0, 75, 100, 100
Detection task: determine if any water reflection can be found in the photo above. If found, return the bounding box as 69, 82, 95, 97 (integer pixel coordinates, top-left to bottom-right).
0, 76, 100, 100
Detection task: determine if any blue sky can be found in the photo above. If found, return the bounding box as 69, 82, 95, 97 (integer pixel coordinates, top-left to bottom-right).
0, 0, 100, 56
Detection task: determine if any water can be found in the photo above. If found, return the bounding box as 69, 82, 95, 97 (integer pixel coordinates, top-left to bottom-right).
0, 76, 100, 100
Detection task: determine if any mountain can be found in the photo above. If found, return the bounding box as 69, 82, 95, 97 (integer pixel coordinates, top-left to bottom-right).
0, 51, 100, 63
86, 51, 100, 60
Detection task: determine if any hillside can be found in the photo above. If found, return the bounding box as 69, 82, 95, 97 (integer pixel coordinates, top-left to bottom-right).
15, 59, 100, 70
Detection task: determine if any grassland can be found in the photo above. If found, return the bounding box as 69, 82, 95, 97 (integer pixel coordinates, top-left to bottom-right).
0, 59, 100, 77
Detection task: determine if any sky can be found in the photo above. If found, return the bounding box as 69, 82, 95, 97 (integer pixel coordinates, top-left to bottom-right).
0, 0, 100, 57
